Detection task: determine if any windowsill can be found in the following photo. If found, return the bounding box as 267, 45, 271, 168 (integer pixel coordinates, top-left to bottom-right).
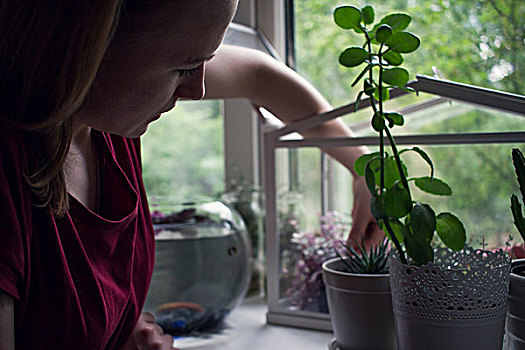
173, 297, 334, 350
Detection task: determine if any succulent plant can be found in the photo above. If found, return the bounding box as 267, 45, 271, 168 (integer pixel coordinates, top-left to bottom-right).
335, 238, 389, 274
510, 148, 525, 242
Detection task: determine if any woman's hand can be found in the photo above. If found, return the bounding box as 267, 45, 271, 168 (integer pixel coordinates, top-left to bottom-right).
123, 312, 177, 350
347, 176, 385, 249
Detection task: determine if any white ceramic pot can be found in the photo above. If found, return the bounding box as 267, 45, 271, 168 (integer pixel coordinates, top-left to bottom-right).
389, 247, 510, 350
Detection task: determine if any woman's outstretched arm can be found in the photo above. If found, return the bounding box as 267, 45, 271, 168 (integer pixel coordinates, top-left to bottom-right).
205, 44, 383, 246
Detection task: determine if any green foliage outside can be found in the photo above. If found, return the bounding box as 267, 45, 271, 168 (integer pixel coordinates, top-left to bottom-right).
295, 0, 524, 108
292, 0, 525, 248
141, 100, 224, 201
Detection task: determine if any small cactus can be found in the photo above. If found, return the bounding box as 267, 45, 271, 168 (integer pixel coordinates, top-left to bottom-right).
511, 148, 525, 242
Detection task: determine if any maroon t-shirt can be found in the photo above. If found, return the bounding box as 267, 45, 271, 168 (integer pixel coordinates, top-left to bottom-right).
0, 129, 155, 349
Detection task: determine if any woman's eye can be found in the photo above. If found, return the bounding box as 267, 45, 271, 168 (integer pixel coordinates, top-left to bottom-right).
176, 66, 201, 78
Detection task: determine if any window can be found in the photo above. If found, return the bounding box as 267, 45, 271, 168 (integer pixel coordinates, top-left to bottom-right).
289, 0, 524, 240
142, 100, 224, 199
264, 0, 525, 330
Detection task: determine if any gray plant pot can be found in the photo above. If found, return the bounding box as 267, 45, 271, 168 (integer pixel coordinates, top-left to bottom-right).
507, 258, 525, 350
322, 257, 396, 350
389, 247, 511, 350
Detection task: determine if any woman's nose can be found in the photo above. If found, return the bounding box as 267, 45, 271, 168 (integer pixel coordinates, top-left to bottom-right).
175, 65, 206, 100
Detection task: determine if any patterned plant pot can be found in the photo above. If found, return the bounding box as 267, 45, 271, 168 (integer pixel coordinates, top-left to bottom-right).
389, 247, 510, 350
506, 258, 525, 349
322, 258, 396, 350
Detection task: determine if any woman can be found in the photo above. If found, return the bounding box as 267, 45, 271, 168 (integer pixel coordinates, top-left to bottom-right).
0, 1, 379, 349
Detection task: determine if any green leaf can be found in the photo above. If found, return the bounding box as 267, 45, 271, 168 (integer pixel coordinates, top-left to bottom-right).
354, 152, 380, 176
436, 213, 466, 251
374, 86, 390, 101
351, 65, 371, 87
412, 147, 434, 178
399, 147, 434, 178
371, 111, 385, 131
339, 47, 368, 67
364, 79, 375, 96
415, 177, 452, 196
377, 13, 412, 33
378, 156, 407, 189
511, 195, 525, 240
401, 86, 417, 94
365, 160, 377, 193
385, 185, 412, 218
383, 51, 403, 66
385, 219, 407, 243
386, 32, 421, 53
361, 5, 375, 25
376, 25, 392, 43
512, 148, 525, 201
370, 195, 382, 221
384, 112, 404, 126
334, 6, 362, 30
410, 202, 436, 238
382, 67, 409, 87
405, 231, 434, 266
354, 91, 364, 112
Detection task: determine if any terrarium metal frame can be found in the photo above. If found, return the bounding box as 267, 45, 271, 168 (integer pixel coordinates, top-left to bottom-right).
263, 75, 525, 331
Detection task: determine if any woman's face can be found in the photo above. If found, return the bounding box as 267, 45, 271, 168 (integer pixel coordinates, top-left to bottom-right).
76, 0, 237, 138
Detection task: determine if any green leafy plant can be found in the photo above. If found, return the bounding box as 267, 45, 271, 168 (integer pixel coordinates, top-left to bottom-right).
510, 148, 525, 243
334, 5, 466, 266
335, 238, 389, 274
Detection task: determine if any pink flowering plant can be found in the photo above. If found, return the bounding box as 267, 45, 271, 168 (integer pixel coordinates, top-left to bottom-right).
282, 212, 350, 311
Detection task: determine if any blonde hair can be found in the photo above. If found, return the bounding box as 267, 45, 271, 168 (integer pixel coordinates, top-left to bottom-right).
0, 1, 122, 215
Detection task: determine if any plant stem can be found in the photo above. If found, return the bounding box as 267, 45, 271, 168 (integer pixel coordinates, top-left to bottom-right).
382, 217, 407, 264
364, 30, 378, 114
378, 56, 385, 191
384, 127, 411, 197
377, 47, 407, 265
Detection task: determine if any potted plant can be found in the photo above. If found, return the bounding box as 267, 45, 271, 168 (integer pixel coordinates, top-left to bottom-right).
322, 238, 395, 350
331, 4, 510, 349
507, 148, 525, 349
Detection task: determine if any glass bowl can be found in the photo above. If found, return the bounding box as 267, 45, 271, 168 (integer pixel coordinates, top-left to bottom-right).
143, 197, 252, 337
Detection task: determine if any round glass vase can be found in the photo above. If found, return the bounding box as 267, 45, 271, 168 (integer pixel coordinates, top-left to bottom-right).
143, 197, 252, 337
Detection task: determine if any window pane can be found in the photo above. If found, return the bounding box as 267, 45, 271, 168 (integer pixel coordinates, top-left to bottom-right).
141, 100, 224, 199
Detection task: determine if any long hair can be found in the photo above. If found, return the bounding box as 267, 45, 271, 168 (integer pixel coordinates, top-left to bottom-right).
0, 1, 122, 215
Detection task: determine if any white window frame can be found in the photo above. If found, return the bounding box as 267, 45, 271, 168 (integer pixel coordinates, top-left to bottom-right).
223, 0, 286, 191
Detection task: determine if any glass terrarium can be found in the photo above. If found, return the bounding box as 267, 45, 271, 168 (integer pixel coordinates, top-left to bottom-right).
143, 197, 251, 338
263, 76, 525, 331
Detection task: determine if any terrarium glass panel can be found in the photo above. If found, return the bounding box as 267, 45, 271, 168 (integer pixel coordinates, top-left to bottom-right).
275, 141, 525, 317
347, 98, 525, 137
276, 147, 353, 314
